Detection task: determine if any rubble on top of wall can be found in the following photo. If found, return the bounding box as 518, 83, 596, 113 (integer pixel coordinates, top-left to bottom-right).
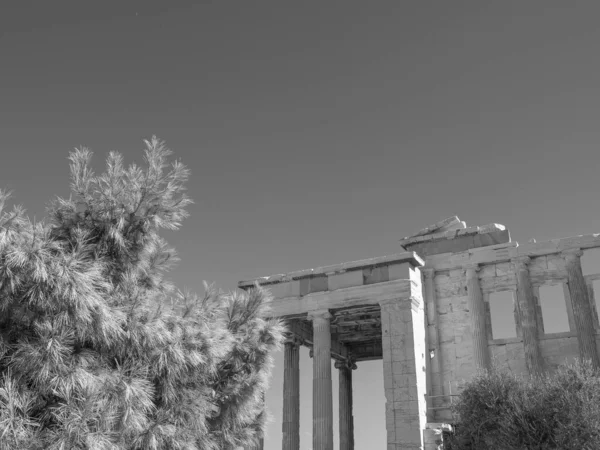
406, 216, 466, 238
399, 216, 511, 257
400, 216, 507, 247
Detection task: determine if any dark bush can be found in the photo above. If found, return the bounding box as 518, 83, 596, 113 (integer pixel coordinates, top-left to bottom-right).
447, 359, 600, 450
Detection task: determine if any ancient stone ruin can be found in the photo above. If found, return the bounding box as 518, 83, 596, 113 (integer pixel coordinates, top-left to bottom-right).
238, 216, 600, 450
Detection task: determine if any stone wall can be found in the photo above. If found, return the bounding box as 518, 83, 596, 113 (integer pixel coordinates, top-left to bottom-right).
427, 245, 600, 422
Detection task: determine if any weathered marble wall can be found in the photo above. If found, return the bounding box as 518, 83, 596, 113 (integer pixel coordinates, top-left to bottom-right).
429, 246, 600, 422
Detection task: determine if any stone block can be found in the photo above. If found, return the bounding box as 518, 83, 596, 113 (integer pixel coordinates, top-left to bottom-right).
406, 229, 510, 257
436, 276, 463, 298
507, 357, 527, 375
540, 336, 578, 357
491, 343, 508, 361
495, 274, 517, 290
547, 254, 566, 272
327, 269, 362, 291
392, 400, 420, 417
263, 280, 299, 299
496, 262, 512, 277
392, 346, 410, 362
389, 262, 411, 281
394, 425, 423, 447
392, 374, 416, 389
363, 265, 390, 285
505, 342, 525, 360
479, 263, 496, 279
298, 277, 309, 296
528, 256, 548, 278
393, 361, 416, 375
479, 223, 506, 233
437, 325, 455, 345
299, 274, 328, 295
473, 230, 511, 248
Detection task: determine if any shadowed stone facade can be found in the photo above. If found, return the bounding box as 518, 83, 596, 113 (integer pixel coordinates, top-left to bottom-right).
239, 216, 600, 449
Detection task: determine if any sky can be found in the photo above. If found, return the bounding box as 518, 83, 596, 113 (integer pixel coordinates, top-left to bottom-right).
2, 1, 600, 448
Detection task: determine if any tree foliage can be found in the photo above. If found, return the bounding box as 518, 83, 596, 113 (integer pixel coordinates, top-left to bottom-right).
447, 359, 600, 450
0, 137, 284, 449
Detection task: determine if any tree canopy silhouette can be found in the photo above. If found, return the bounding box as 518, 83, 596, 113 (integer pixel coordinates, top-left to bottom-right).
0, 137, 284, 449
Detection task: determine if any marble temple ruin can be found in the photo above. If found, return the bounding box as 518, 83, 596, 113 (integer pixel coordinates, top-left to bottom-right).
238, 216, 600, 450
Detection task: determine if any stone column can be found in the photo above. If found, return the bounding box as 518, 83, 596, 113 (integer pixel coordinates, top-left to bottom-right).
465, 264, 491, 371
380, 294, 427, 450
423, 267, 441, 422
282, 335, 301, 450
308, 310, 334, 450
512, 256, 544, 376
336, 358, 356, 450
562, 249, 600, 368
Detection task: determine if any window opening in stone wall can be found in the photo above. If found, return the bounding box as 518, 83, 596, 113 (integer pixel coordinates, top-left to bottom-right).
538, 284, 570, 333
581, 248, 600, 276
488, 291, 518, 339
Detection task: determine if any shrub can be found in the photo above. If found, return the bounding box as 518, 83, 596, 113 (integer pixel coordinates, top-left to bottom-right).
447, 359, 600, 450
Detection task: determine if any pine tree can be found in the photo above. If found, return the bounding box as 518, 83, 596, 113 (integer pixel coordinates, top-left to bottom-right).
0, 137, 284, 449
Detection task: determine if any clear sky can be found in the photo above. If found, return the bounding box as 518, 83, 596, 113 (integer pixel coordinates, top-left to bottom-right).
3, 2, 600, 448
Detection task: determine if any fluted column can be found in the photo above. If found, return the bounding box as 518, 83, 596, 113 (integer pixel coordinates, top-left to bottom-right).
336, 358, 356, 450
423, 267, 441, 422
465, 264, 491, 371
512, 256, 544, 376
282, 335, 301, 450
562, 249, 600, 368
309, 310, 334, 450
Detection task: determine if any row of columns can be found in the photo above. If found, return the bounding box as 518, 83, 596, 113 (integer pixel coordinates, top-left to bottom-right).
279, 276, 426, 449
461, 248, 600, 379
563, 249, 600, 368
282, 310, 356, 450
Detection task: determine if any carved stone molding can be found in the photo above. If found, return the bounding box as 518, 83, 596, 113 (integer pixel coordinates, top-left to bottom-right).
511, 255, 531, 270
561, 248, 583, 261
334, 358, 357, 371
307, 309, 332, 323
283, 334, 303, 347
463, 262, 480, 274
422, 267, 435, 279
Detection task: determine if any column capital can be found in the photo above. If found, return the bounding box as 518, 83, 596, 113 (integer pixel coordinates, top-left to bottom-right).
334, 358, 357, 371
463, 262, 480, 272
307, 309, 332, 322
283, 334, 303, 347
511, 255, 531, 270
561, 248, 583, 261
422, 267, 435, 278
